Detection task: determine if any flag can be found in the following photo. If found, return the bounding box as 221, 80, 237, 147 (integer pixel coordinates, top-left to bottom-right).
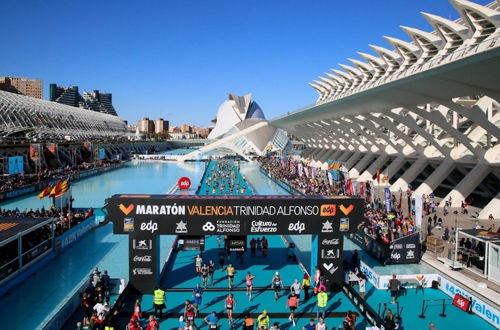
376, 168, 381, 184
397, 189, 403, 211
327, 160, 335, 170
49, 180, 63, 197
38, 185, 52, 199
55, 180, 70, 197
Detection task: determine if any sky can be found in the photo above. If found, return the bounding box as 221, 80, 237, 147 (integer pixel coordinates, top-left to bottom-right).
0, 0, 492, 127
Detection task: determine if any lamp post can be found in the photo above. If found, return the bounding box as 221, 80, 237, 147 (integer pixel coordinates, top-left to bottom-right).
453, 210, 459, 269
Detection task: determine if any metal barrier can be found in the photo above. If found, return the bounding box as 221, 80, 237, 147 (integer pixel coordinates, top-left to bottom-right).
418, 298, 453, 319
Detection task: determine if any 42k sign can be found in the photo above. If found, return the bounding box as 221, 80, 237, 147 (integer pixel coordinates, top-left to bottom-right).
106, 194, 364, 293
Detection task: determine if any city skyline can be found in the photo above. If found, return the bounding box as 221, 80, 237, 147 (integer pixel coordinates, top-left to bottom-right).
0, 0, 491, 126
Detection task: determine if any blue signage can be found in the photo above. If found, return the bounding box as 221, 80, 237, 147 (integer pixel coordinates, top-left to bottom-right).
8, 156, 23, 174
98, 148, 106, 160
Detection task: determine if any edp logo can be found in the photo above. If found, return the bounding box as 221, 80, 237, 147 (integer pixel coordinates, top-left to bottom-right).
140, 220, 158, 233
288, 221, 306, 233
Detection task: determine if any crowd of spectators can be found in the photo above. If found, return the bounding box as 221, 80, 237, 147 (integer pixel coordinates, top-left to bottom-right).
258, 156, 418, 244
0, 206, 94, 279
0, 160, 120, 193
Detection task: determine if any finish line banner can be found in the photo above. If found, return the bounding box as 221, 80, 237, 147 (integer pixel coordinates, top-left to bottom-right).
106, 195, 364, 293
107, 195, 364, 236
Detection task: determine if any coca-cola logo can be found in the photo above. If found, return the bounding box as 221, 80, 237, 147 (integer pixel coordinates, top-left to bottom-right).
133, 255, 152, 262
178, 177, 191, 190
322, 238, 340, 245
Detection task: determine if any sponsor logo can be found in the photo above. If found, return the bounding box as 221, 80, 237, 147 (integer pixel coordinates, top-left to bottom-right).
320, 204, 336, 216
406, 244, 416, 248
321, 220, 333, 233
321, 248, 339, 259
390, 252, 401, 260
202, 221, 216, 231
339, 204, 354, 216
176, 221, 188, 233
250, 220, 277, 233
406, 250, 415, 259
323, 262, 338, 274
123, 218, 134, 232
133, 239, 152, 250
178, 177, 191, 190
140, 220, 158, 233
119, 203, 135, 215
390, 244, 403, 250
132, 268, 153, 275
288, 220, 306, 233
321, 238, 340, 245
340, 218, 349, 232
133, 255, 152, 262
216, 220, 240, 233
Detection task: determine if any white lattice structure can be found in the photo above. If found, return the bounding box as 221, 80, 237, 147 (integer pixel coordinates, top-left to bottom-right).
0, 90, 127, 140
271, 0, 500, 219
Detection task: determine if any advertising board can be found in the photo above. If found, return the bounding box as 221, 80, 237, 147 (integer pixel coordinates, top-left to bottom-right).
106, 195, 364, 293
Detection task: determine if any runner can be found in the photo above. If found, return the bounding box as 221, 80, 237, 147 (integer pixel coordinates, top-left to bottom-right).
316, 317, 327, 330
145, 315, 159, 330
201, 263, 209, 288
225, 293, 236, 325
204, 311, 219, 329
226, 263, 235, 289
257, 310, 270, 330
195, 254, 203, 276
290, 279, 301, 297
192, 284, 204, 309
184, 300, 198, 328
271, 272, 283, 301
246, 271, 256, 301
208, 260, 216, 286
287, 292, 300, 327
132, 298, 142, 320
243, 313, 254, 330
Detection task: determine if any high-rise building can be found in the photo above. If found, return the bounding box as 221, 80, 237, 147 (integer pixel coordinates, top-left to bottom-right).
181, 124, 192, 133
49, 84, 119, 116
49, 84, 80, 107
138, 118, 155, 133
0, 77, 43, 99
80, 90, 117, 116
154, 118, 169, 135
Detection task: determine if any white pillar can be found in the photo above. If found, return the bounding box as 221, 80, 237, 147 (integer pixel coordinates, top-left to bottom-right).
391, 158, 428, 192
384, 155, 406, 181
344, 151, 362, 170
413, 160, 455, 196
478, 191, 500, 220
349, 153, 376, 178
330, 150, 344, 160
339, 150, 353, 162
443, 163, 490, 207
358, 154, 389, 181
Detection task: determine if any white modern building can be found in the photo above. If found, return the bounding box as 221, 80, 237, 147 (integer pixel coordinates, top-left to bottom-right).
270, 0, 500, 219
180, 94, 289, 161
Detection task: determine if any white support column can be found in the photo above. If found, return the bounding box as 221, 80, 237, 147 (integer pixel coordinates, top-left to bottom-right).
314, 149, 330, 162
358, 154, 389, 181
345, 151, 362, 170
349, 153, 376, 178
384, 155, 406, 181
413, 160, 455, 196
339, 150, 353, 162
443, 164, 491, 208
391, 158, 428, 192
319, 150, 336, 163
330, 150, 344, 160
478, 191, 500, 220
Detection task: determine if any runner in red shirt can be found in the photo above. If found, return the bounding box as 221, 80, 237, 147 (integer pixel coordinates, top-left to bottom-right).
146, 315, 159, 330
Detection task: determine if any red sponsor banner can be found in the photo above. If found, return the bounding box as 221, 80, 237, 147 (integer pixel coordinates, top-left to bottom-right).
453, 293, 471, 312
177, 177, 191, 190
47, 143, 57, 155
29, 144, 41, 160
